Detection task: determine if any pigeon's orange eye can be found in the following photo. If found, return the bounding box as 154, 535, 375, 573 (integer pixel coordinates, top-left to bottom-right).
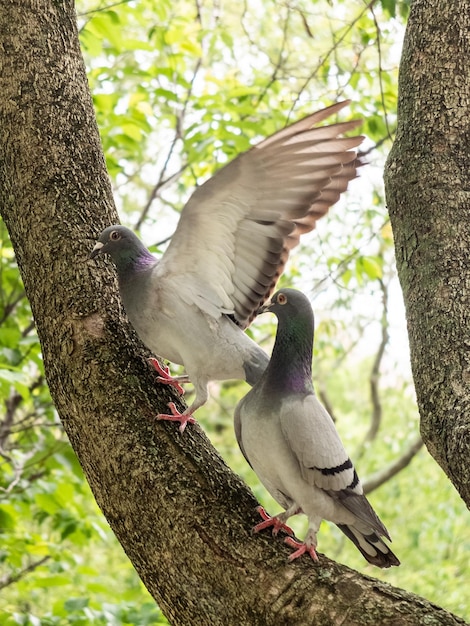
277, 293, 287, 305
110, 230, 121, 241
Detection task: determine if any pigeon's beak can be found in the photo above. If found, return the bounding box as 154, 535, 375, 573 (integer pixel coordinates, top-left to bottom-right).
257, 298, 273, 315
89, 241, 104, 260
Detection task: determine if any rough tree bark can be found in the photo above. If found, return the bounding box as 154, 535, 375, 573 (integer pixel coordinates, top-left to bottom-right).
0, 1, 466, 624
385, 0, 470, 508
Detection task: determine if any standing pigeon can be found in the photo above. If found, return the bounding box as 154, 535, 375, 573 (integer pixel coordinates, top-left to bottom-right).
90, 101, 363, 432
234, 289, 400, 568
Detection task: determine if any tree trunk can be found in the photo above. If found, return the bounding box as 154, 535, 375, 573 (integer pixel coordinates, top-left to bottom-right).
385, 0, 470, 508
0, 0, 466, 624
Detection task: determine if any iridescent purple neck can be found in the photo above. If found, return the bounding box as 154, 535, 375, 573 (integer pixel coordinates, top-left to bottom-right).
115, 247, 156, 277
133, 251, 156, 272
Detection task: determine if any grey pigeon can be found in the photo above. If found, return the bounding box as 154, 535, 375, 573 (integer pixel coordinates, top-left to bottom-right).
234, 288, 400, 568
90, 102, 363, 432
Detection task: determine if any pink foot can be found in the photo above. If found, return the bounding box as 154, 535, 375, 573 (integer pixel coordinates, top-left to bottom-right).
149, 358, 185, 395
253, 506, 294, 537
284, 537, 319, 562
157, 401, 196, 434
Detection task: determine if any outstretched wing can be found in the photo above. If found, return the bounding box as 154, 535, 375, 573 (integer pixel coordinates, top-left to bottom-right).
158, 101, 363, 327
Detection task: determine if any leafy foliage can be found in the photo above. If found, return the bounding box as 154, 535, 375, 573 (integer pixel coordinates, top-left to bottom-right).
1, 0, 469, 623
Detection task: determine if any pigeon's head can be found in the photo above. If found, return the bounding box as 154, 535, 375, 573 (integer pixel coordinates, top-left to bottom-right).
258, 288, 314, 325
89, 225, 156, 275
90, 225, 139, 260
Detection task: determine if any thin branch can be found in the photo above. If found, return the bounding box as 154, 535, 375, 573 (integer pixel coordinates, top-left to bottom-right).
369, 3, 393, 141
21, 320, 36, 337
311, 220, 390, 296
0, 389, 22, 449
134, 1, 204, 231
318, 384, 338, 423
134, 163, 190, 234
153, 234, 173, 248
77, 0, 133, 16
10, 415, 60, 434
76, 0, 135, 34
0, 290, 25, 325
252, 6, 291, 110
0, 556, 51, 590
359, 133, 394, 158
134, 134, 182, 231
0, 440, 67, 499
363, 436, 424, 494
353, 278, 389, 461
366, 278, 389, 442
0, 459, 23, 494
288, 0, 379, 117
0, 376, 45, 448
295, 7, 314, 39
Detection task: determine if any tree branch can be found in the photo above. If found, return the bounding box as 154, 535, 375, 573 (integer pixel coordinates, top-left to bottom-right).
318, 383, 338, 423
0, 556, 51, 591
366, 278, 389, 442
363, 435, 424, 494
288, 0, 378, 117
134, 6, 204, 231
384, 0, 470, 506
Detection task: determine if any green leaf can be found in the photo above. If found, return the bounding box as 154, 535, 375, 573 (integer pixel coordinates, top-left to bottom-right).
361, 256, 383, 280
64, 598, 89, 612
34, 493, 59, 515
0, 505, 16, 532
34, 574, 70, 588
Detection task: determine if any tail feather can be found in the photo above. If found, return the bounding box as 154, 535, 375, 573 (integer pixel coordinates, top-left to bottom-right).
337, 524, 400, 568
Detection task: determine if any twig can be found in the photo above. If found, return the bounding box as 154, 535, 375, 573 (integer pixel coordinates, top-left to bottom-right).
358, 134, 393, 158
369, 3, 393, 141
0, 291, 25, 326
366, 278, 389, 442
353, 278, 389, 461
253, 6, 291, 110
318, 384, 337, 423
134, 2, 204, 231
311, 219, 390, 296
77, 0, 133, 16
0, 556, 51, 590
0, 389, 22, 449
363, 436, 424, 494
288, 0, 379, 117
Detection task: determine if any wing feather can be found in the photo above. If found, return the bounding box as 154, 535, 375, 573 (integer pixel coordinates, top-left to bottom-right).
280, 394, 359, 493
159, 101, 363, 325
280, 394, 390, 537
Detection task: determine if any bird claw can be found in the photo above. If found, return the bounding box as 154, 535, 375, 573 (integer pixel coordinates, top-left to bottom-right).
284, 537, 319, 562
157, 401, 196, 434
253, 505, 294, 537
149, 358, 185, 395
